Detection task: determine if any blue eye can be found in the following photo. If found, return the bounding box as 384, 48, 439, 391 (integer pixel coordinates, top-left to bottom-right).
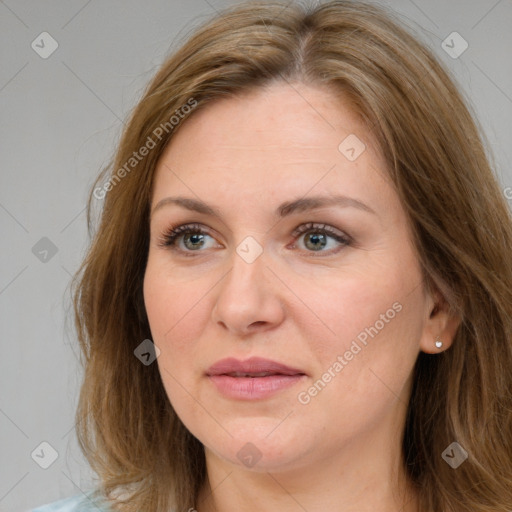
158, 222, 351, 256
291, 222, 351, 254
159, 223, 217, 252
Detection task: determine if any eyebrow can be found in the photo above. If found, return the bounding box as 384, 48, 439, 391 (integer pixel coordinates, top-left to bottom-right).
151, 194, 377, 219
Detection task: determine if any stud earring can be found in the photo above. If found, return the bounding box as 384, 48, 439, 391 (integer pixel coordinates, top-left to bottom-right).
435, 336, 443, 349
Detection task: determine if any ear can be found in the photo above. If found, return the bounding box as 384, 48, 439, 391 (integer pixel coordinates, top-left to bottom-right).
419, 290, 461, 354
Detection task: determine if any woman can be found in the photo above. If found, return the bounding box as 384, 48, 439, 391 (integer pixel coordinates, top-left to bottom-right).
33, 1, 512, 511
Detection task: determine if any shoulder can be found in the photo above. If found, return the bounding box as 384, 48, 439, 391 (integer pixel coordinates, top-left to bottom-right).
30, 492, 113, 512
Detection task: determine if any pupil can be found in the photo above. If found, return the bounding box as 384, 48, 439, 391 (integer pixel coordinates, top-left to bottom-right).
184, 233, 204, 249
182, 232, 328, 251
305, 233, 326, 250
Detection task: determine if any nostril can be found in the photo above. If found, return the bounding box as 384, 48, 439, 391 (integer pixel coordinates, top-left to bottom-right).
249, 321, 266, 328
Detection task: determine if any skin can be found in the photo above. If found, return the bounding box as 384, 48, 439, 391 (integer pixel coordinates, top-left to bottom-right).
143, 81, 460, 512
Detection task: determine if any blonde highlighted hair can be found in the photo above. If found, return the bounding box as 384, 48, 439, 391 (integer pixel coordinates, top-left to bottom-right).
73, 1, 512, 511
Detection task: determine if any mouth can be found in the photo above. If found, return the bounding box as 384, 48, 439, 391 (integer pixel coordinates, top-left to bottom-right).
206, 357, 306, 400
222, 371, 294, 377
206, 357, 306, 377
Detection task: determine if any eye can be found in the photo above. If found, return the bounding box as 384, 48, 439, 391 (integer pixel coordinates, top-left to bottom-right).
158, 223, 219, 253
291, 222, 351, 255
157, 222, 351, 256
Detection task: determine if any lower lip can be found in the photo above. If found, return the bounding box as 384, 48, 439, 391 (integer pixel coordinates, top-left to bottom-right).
208, 374, 305, 400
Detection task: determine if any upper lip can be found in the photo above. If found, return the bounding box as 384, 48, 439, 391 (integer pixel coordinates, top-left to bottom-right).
206, 357, 306, 377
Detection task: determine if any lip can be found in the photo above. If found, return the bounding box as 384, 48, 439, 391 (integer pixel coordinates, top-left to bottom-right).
206, 357, 306, 400
207, 357, 305, 376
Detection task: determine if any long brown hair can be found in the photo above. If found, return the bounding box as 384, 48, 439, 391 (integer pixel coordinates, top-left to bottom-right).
73, 1, 512, 511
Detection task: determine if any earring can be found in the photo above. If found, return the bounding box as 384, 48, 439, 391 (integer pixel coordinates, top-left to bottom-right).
435, 336, 443, 349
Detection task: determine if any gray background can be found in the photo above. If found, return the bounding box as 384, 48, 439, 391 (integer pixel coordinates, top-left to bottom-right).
1, 0, 510, 510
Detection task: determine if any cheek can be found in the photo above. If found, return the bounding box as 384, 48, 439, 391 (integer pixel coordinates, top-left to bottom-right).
143, 260, 208, 358
143, 262, 210, 421
291, 263, 424, 404
302, 298, 423, 426
290, 266, 406, 355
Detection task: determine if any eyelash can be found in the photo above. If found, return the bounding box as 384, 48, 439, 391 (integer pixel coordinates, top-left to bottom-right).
157, 222, 351, 257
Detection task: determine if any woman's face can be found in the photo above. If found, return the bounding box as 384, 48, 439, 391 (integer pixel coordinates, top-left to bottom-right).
144, 82, 437, 473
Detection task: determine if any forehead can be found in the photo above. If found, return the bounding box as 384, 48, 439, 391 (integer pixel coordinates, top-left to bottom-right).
152, 82, 394, 218
163, 82, 373, 158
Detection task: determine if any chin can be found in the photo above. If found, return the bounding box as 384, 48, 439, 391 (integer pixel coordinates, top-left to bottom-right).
196, 416, 317, 472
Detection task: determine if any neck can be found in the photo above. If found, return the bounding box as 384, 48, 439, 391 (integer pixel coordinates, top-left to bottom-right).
195, 427, 419, 512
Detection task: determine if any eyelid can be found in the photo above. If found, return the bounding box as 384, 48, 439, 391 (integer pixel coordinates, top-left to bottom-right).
288, 222, 351, 256
156, 223, 218, 249
157, 221, 352, 255
290, 222, 349, 241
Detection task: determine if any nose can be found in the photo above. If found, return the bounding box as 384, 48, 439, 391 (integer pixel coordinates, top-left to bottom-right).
211, 245, 285, 337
